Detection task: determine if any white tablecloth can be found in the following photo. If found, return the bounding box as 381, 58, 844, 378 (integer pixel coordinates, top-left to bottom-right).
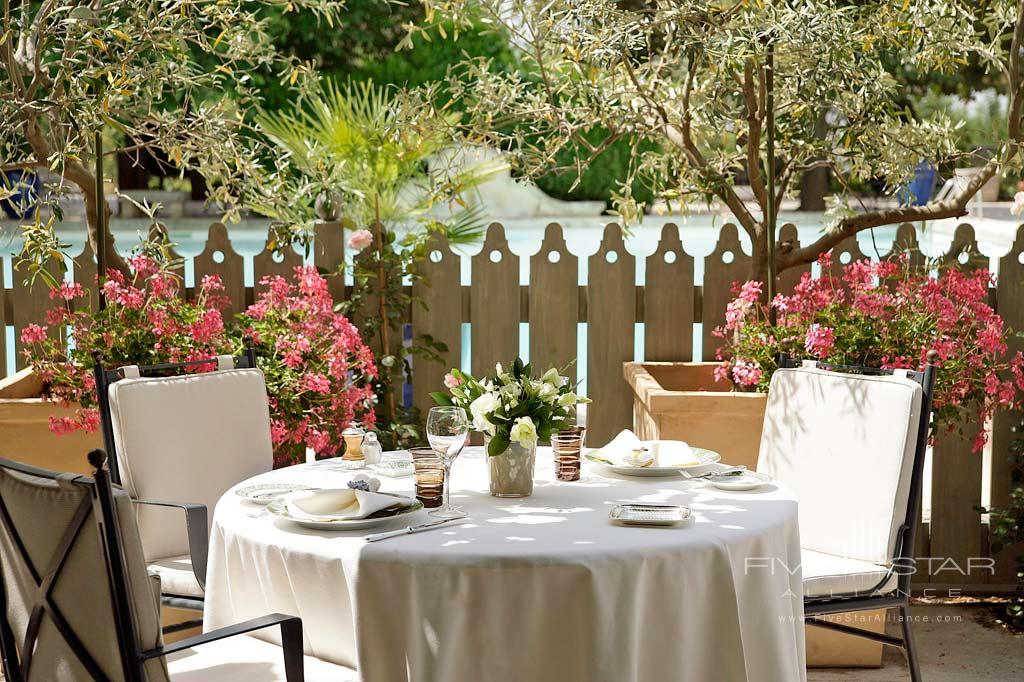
205, 449, 805, 682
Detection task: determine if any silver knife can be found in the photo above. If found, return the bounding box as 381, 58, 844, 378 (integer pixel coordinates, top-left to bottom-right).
679, 465, 748, 480
364, 516, 465, 542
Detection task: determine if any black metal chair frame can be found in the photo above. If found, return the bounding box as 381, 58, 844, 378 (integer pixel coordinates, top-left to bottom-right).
92, 340, 257, 622
778, 353, 938, 682
0, 451, 304, 682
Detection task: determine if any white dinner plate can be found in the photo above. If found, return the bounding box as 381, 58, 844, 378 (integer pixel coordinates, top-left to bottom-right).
584, 447, 721, 477
707, 471, 772, 491
235, 483, 314, 505
266, 493, 423, 531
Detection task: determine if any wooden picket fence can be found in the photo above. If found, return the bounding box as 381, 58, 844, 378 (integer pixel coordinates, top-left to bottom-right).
1, 218, 1021, 592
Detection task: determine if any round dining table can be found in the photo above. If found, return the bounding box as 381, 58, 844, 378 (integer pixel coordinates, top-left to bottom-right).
204, 448, 806, 682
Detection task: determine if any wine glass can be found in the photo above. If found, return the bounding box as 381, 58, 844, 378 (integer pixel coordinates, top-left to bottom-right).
426, 406, 469, 519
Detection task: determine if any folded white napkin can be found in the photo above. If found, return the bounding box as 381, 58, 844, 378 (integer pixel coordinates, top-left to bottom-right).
284, 488, 411, 522
597, 430, 698, 467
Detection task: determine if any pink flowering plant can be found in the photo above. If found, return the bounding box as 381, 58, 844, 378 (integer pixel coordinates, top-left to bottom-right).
713, 253, 1024, 451
238, 266, 378, 467
21, 255, 233, 435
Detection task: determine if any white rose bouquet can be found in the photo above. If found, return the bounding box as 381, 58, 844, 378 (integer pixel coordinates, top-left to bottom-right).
431, 358, 589, 456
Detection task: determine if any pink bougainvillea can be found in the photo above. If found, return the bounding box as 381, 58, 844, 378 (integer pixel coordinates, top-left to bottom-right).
23, 261, 377, 469
239, 266, 377, 467
713, 253, 1024, 451
23, 257, 234, 437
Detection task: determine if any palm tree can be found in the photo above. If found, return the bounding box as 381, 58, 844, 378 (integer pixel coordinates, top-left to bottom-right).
258, 79, 505, 243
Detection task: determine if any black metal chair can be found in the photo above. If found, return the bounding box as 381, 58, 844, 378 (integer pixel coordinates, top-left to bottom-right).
760, 353, 937, 682
0, 451, 316, 681
92, 340, 269, 627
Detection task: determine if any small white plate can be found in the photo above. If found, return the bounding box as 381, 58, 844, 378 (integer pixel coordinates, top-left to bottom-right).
266, 493, 423, 531
235, 483, 313, 505
585, 447, 721, 477
708, 472, 772, 491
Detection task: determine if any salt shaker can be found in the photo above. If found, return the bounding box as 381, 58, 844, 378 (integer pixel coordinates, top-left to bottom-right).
362, 432, 383, 466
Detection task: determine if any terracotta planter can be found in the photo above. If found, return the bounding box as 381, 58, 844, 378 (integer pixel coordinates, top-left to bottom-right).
623, 361, 884, 668
0, 368, 101, 475
623, 362, 766, 470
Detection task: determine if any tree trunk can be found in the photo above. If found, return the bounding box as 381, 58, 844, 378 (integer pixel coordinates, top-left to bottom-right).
75, 162, 130, 280
750, 228, 771, 300
799, 166, 829, 211
23, 116, 129, 279
799, 110, 830, 211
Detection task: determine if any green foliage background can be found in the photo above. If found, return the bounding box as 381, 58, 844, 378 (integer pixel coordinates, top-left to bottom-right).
256, 1, 633, 205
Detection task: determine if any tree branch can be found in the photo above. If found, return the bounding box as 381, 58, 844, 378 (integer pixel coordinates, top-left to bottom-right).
777, 155, 1000, 269
623, 49, 759, 235
22, 113, 129, 277
742, 58, 768, 210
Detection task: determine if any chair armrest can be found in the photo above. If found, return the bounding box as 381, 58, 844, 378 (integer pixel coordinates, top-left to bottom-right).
133, 498, 208, 590
141, 613, 305, 682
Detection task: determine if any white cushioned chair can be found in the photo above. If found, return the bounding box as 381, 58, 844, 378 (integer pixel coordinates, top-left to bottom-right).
756, 355, 937, 682
0, 452, 359, 681
93, 345, 274, 621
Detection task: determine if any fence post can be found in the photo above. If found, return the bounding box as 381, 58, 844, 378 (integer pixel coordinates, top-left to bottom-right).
644, 223, 694, 362
529, 224, 578, 384
928, 226, 989, 586
313, 220, 346, 304
193, 223, 245, 315
992, 224, 1024, 586
701, 223, 751, 361
471, 223, 519, 377
411, 233, 462, 422
586, 224, 635, 446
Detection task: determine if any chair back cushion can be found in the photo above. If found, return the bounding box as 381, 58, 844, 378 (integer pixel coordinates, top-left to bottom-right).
0, 461, 169, 681
109, 368, 273, 561
756, 366, 923, 565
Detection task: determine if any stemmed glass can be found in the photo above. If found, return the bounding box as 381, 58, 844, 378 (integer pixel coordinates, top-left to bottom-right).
426, 406, 469, 519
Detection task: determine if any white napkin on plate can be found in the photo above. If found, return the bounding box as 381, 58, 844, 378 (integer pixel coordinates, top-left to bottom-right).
283, 488, 412, 522
596, 430, 698, 467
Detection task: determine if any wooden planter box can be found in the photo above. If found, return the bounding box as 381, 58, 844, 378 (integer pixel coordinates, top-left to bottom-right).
624, 361, 885, 668
0, 368, 101, 475
623, 362, 767, 469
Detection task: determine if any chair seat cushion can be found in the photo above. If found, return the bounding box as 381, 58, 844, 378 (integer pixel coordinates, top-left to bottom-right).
802, 548, 897, 599
149, 555, 204, 599
167, 632, 359, 681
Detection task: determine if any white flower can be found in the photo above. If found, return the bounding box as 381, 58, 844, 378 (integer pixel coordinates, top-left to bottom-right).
538, 382, 558, 401
499, 382, 522, 400
509, 416, 538, 446
541, 367, 561, 385
469, 392, 498, 435
380, 355, 395, 368
558, 392, 579, 407
495, 362, 504, 375
1014, 191, 1024, 217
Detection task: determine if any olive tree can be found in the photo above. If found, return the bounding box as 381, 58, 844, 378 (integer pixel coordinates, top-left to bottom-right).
409, 0, 1024, 285
0, 0, 343, 279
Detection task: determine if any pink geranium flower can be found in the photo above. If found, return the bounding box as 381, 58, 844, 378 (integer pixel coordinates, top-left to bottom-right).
804, 324, 835, 358
20, 324, 48, 344
712, 253, 1022, 452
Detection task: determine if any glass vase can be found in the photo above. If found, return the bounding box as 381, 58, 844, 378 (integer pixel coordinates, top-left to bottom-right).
485, 438, 536, 498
